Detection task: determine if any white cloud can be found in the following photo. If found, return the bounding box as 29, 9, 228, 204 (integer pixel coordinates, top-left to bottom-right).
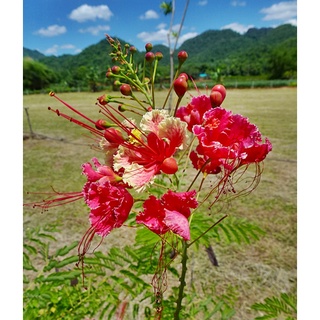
79, 25, 111, 36
221, 22, 254, 34
137, 25, 197, 47
260, 1, 297, 22
60, 44, 76, 50
198, 0, 208, 6
137, 29, 168, 44
286, 18, 297, 26
35, 25, 66, 37
157, 23, 167, 30
44, 44, 79, 56
69, 4, 113, 23
44, 45, 59, 55
139, 9, 159, 20
231, 1, 246, 6
177, 32, 199, 45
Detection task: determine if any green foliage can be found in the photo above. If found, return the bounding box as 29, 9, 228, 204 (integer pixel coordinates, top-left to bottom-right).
23, 24, 297, 93
251, 293, 297, 319
190, 213, 265, 249
23, 225, 152, 319
23, 58, 59, 91
160, 1, 173, 15
24, 222, 242, 319
267, 38, 297, 79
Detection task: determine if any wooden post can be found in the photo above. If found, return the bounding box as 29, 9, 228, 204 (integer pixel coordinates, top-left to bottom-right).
24, 107, 35, 139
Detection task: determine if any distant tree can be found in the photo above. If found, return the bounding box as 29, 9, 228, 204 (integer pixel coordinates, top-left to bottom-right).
160, 0, 190, 109
86, 66, 101, 92
267, 38, 297, 79
23, 58, 59, 91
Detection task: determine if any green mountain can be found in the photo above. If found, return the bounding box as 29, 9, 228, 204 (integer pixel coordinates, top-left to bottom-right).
23, 48, 46, 60
23, 24, 297, 91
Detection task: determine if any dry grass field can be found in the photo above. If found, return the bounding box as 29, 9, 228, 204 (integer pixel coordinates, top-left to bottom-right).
23, 87, 297, 319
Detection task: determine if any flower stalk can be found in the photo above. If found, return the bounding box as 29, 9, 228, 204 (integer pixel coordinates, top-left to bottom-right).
25, 33, 273, 319
174, 240, 188, 320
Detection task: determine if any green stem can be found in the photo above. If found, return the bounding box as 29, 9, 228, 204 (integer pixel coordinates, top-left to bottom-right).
161, 64, 183, 110
151, 59, 159, 108
188, 214, 228, 247
172, 95, 183, 117
173, 240, 188, 320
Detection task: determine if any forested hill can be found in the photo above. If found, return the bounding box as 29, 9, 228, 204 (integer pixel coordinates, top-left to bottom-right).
23, 24, 297, 91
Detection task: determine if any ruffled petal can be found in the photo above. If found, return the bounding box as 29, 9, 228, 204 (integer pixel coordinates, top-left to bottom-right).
164, 209, 190, 241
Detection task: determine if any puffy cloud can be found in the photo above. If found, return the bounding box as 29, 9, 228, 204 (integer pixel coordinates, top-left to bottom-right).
69, 4, 113, 23
221, 22, 254, 34
35, 25, 66, 37
231, 1, 246, 6
198, 0, 208, 6
260, 1, 297, 22
137, 24, 197, 46
44, 44, 79, 56
139, 9, 159, 20
137, 29, 168, 44
79, 25, 111, 36
60, 44, 76, 50
44, 45, 59, 55
176, 32, 199, 45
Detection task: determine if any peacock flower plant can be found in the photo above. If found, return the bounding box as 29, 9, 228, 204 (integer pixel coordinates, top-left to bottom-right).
24, 34, 272, 319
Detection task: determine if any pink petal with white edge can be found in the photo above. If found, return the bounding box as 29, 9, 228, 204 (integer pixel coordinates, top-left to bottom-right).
121, 163, 157, 192
158, 116, 188, 150
140, 109, 168, 134
164, 209, 190, 241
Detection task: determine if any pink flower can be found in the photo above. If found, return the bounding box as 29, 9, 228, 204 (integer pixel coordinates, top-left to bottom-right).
113, 110, 188, 191
78, 179, 133, 267
82, 157, 122, 184
136, 190, 198, 241
82, 181, 133, 237
176, 95, 212, 131
80, 157, 133, 242
191, 107, 272, 173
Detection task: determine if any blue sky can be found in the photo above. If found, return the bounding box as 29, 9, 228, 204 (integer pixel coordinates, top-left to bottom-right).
23, 0, 297, 56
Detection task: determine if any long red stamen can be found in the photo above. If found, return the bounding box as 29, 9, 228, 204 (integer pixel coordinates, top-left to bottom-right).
24, 188, 83, 212
49, 91, 96, 126
48, 107, 103, 137
97, 102, 159, 154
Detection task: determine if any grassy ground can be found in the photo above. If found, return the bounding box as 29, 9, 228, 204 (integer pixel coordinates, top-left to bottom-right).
23, 87, 297, 319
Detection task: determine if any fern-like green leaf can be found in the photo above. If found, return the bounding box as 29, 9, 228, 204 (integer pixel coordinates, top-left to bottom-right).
251, 293, 297, 319
190, 212, 265, 248
23, 252, 37, 271
55, 255, 79, 268
216, 217, 265, 244
54, 240, 78, 257
37, 232, 56, 241
120, 269, 149, 288
23, 243, 37, 255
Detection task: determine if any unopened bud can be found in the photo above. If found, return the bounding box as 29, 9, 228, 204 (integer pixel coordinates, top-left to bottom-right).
104, 128, 124, 144
210, 84, 226, 107
129, 46, 137, 54
145, 52, 155, 63
155, 52, 163, 61
120, 84, 132, 96
145, 42, 153, 52
95, 119, 116, 130
173, 77, 188, 97
161, 157, 178, 174
177, 51, 188, 64
111, 66, 121, 75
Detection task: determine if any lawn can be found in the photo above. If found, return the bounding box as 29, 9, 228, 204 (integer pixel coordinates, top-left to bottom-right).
23, 87, 297, 319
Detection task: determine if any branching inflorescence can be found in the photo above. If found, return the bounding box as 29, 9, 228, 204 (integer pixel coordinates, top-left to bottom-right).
24, 34, 272, 319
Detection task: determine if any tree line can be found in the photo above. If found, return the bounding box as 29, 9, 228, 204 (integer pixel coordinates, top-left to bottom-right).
23, 24, 297, 92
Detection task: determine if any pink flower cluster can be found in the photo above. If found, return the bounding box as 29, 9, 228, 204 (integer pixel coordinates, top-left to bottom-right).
25, 36, 272, 264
